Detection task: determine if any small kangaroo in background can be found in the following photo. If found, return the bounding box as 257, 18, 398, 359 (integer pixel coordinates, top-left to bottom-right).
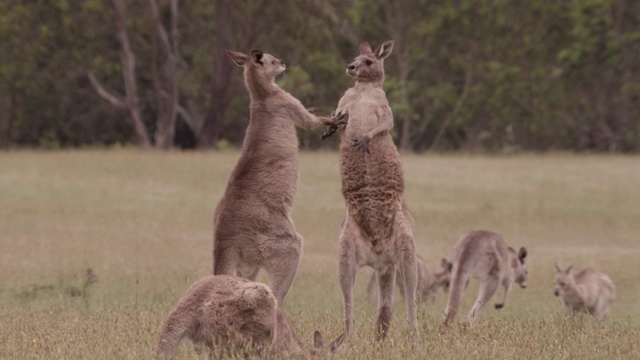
554, 263, 615, 320
367, 256, 452, 304
156, 275, 345, 359
213, 49, 346, 306
332, 40, 418, 340
443, 230, 528, 326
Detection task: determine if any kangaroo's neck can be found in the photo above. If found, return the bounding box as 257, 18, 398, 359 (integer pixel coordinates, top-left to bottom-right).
245, 70, 280, 101
354, 78, 384, 91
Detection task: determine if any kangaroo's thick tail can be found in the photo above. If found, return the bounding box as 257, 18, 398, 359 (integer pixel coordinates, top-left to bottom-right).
366, 273, 378, 303
156, 308, 192, 359
443, 264, 468, 326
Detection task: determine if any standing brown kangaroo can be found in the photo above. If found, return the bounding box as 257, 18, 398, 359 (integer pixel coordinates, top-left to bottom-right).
332, 40, 418, 340
213, 49, 346, 306
156, 275, 345, 359
443, 230, 528, 326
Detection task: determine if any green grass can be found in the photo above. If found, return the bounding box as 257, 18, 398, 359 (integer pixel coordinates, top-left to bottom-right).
1, 149, 639, 359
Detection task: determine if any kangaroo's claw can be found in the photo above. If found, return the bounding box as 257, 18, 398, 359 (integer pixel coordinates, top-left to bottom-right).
352, 137, 370, 155
495, 303, 504, 310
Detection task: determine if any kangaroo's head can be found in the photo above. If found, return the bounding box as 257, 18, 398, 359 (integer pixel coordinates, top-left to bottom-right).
435, 258, 454, 293
312, 330, 346, 356
226, 49, 286, 93
554, 262, 575, 297
273, 309, 345, 356
346, 40, 394, 84
510, 247, 528, 288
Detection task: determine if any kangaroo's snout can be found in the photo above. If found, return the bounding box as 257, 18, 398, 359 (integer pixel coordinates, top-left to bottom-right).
346, 64, 356, 76
520, 282, 527, 289
554, 289, 559, 296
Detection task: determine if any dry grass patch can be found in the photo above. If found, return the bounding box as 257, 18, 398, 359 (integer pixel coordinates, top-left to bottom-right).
1, 149, 639, 358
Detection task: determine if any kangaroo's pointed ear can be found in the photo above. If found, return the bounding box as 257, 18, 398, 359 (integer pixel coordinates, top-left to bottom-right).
313, 330, 324, 349
555, 262, 563, 273
327, 332, 346, 355
250, 49, 264, 65
518, 247, 527, 264
359, 41, 372, 55
566, 265, 573, 275
375, 40, 395, 60
226, 50, 248, 66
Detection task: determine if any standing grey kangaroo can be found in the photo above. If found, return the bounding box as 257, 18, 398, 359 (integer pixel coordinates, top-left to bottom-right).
367, 256, 452, 304
554, 263, 615, 319
156, 275, 345, 358
332, 40, 418, 340
213, 49, 346, 306
443, 230, 528, 326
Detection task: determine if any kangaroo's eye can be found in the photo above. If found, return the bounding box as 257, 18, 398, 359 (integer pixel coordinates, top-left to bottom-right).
559, 282, 565, 286
365, 59, 373, 66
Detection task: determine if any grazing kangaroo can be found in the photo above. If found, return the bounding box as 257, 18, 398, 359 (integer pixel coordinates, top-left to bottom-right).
554, 263, 615, 319
367, 256, 453, 304
213, 49, 346, 306
333, 40, 418, 340
156, 275, 345, 359
443, 230, 528, 326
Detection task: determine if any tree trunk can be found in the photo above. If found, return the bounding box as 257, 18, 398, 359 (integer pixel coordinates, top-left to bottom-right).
148, 0, 179, 149
107, 0, 151, 148
197, 0, 234, 149
429, 67, 472, 152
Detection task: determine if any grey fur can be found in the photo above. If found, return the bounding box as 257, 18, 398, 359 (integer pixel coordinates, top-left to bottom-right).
333, 40, 418, 340
443, 230, 528, 326
554, 263, 615, 319
213, 49, 345, 306
156, 275, 345, 358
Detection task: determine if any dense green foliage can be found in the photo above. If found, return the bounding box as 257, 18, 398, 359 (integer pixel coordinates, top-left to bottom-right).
1, 0, 638, 151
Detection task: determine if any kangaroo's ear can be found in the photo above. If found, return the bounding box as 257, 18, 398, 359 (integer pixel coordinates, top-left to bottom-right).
375, 40, 395, 60
555, 262, 563, 273
250, 49, 264, 65
442, 258, 452, 272
518, 247, 527, 264
313, 330, 324, 349
327, 332, 346, 355
566, 265, 573, 275
359, 41, 372, 55
226, 50, 248, 66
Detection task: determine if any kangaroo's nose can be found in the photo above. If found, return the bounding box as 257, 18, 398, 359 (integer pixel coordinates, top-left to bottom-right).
554, 290, 559, 297
347, 64, 356, 71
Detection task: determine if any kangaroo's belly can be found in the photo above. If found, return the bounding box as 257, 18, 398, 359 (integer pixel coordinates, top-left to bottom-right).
340, 135, 404, 241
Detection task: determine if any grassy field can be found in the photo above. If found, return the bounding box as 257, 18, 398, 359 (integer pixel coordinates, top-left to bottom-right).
1, 149, 639, 359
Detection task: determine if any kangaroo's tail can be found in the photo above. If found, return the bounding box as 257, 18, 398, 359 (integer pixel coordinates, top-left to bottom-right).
443, 263, 468, 326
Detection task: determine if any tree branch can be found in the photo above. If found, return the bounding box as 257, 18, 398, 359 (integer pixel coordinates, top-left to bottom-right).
86, 71, 127, 109
429, 66, 472, 151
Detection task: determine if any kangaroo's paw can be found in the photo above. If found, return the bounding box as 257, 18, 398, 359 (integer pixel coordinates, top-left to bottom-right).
352, 136, 370, 155
495, 303, 504, 310
306, 106, 319, 113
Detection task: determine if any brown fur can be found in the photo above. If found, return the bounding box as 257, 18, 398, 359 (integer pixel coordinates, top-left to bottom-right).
554, 263, 615, 319
367, 256, 452, 304
213, 49, 345, 306
443, 230, 528, 326
333, 40, 418, 340
156, 275, 345, 359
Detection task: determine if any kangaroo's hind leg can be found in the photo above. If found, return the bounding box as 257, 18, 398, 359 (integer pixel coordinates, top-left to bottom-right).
375, 265, 396, 340
465, 276, 500, 324
262, 232, 302, 306
397, 230, 418, 337
338, 220, 359, 336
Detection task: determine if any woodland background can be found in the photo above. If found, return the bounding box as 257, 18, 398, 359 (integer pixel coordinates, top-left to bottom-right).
1, 0, 639, 152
